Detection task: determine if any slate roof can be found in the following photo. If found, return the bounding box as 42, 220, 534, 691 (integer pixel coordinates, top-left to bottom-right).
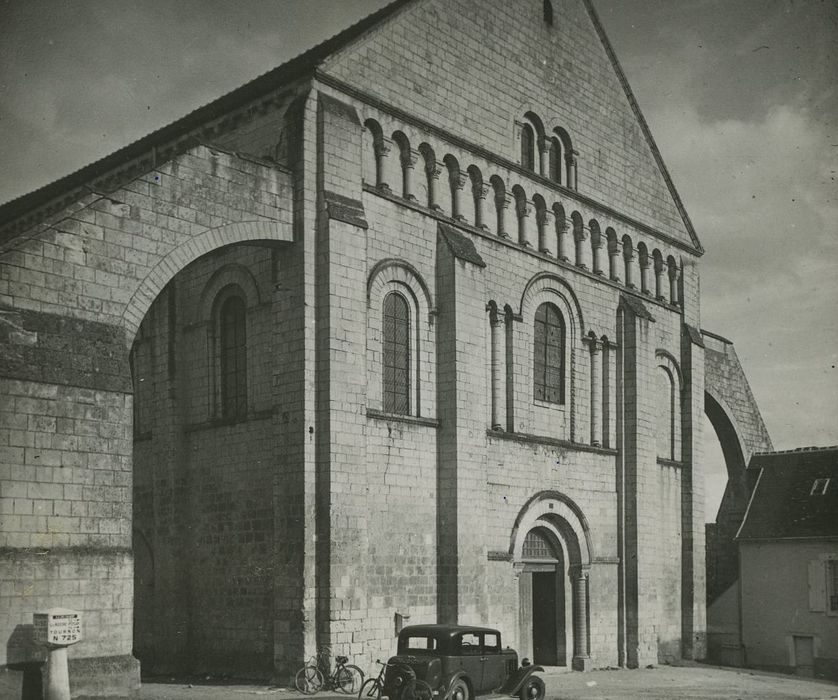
736, 446, 838, 541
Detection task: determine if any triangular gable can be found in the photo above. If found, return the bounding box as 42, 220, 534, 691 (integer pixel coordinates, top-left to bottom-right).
321, 0, 701, 250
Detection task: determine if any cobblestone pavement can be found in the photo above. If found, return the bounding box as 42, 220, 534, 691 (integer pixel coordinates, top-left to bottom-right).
139, 664, 838, 700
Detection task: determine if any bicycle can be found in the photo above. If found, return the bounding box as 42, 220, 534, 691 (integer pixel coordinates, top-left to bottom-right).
358, 659, 433, 700
296, 646, 364, 695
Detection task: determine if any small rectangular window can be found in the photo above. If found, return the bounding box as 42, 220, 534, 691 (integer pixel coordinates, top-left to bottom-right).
459, 633, 481, 654
810, 478, 830, 496
830, 561, 838, 613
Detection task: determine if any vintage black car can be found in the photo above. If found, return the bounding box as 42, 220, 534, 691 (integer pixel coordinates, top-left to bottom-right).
380, 625, 545, 700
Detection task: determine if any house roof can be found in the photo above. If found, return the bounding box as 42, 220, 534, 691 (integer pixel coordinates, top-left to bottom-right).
736, 446, 838, 541
0, 0, 415, 233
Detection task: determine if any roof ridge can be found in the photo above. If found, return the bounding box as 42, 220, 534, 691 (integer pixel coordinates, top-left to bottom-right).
753, 445, 838, 457
581, 0, 703, 254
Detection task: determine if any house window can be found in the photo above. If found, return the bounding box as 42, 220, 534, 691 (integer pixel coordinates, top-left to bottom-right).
219, 295, 247, 419
533, 302, 565, 404
830, 560, 838, 612
521, 123, 536, 171
383, 292, 411, 414
811, 478, 830, 496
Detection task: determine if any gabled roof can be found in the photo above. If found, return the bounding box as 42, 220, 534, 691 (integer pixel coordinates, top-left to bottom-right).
0, 0, 416, 234
737, 446, 838, 541
1, 0, 703, 255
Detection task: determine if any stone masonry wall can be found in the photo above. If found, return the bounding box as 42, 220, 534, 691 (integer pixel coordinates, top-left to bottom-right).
0, 144, 292, 678
131, 244, 282, 677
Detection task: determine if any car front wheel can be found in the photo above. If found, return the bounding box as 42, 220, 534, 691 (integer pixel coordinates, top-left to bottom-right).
448, 678, 471, 700
518, 675, 545, 700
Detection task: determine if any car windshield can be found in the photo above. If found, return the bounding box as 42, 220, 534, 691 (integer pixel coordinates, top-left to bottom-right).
400, 634, 439, 654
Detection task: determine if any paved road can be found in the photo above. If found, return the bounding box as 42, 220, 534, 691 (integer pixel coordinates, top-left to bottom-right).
139, 664, 838, 700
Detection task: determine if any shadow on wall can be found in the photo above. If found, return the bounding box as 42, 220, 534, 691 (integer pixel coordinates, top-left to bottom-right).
4, 624, 44, 700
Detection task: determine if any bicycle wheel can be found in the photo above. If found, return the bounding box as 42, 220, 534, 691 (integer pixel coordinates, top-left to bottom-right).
296, 665, 324, 694
358, 678, 382, 700
336, 664, 364, 694
402, 679, 433, 700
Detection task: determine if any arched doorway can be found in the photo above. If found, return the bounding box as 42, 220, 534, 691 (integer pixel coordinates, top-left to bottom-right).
511, 492, 593, 671
518, 528, 567, 665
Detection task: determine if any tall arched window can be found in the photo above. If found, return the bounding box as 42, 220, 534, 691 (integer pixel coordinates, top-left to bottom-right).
383, 292, 411, 414
220, 295, 247, 419
656, 365, 678, 460
521, 123, 536, 171
533, 302, 565, 404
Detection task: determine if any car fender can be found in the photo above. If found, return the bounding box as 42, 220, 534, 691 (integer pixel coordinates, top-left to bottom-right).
496, 665, 544, 696
441, 671, 472, 700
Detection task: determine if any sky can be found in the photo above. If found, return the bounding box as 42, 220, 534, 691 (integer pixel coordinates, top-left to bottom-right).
1, 0, 836, 521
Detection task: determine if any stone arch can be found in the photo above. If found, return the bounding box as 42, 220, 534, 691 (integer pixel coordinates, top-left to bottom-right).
195, 263, 262, 326
510, 490, 594, 670
656, 350, 683, 461
418, 142, 438, 210
443, 153, 463, 220
467, 164, 486, 229
392, 130, 413, 199
518, 272, 585, 336
122, 220, 292, 343
571, 211, 586, 268
588, 219, 603, 275
489, 174, 507, 237
363, 118, 385, 187
510, 490, 594, 564
704, 388, 748, 495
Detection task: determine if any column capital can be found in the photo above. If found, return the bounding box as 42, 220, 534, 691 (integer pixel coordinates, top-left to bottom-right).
474, 182, 492, 200
451, 170, 469, 191
569, 563, 591, 579
427, 162, 444, 180
401, 147, 420, 169
582, 335, 602, 351
517, 200, 533, 219
537, 207, 554, 226
487, 304, 505, 327
374, 136, 393, 158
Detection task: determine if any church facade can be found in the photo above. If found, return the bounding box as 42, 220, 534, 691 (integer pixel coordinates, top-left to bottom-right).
1, 0, 713, 693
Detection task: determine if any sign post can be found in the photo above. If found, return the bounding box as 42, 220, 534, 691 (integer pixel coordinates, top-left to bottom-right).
33, 609, 83, 700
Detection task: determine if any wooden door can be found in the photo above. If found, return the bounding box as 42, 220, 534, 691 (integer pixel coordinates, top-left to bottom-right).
794, 636, 814, 677
532, 571, 558, 665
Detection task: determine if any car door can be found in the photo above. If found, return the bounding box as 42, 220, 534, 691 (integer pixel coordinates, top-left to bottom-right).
479, 631, 506, 693
454, 632, 484, 693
